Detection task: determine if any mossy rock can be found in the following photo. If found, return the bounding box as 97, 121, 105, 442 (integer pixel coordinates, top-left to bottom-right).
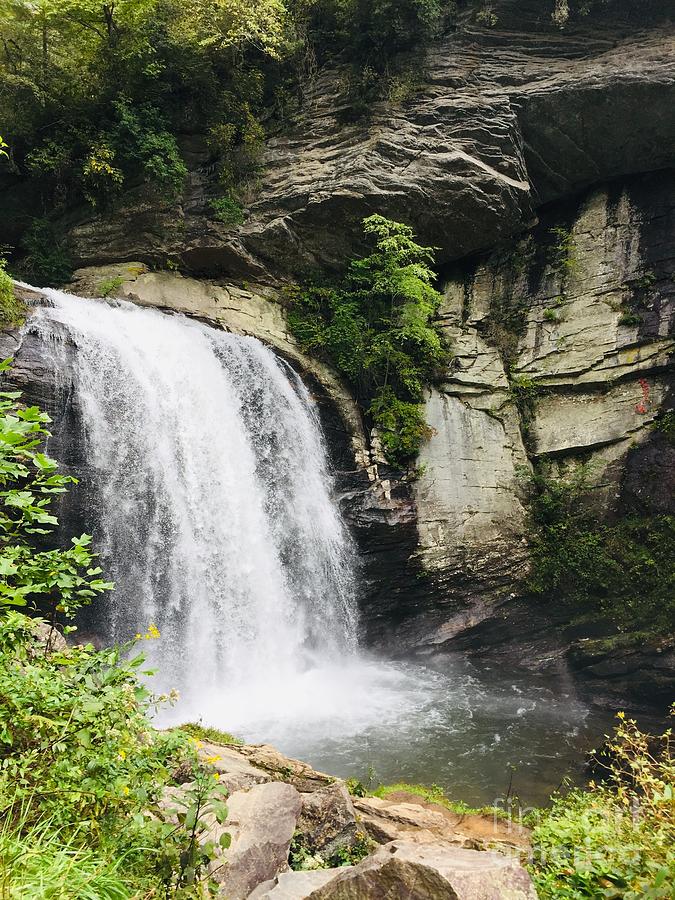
0, 266, 26, 330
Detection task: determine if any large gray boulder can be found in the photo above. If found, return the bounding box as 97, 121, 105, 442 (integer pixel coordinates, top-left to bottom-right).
307, 840, 538, 900
213, 781, 303, 899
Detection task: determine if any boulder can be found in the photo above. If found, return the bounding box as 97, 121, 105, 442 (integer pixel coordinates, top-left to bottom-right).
214, 781, 303, 899
197, 741, 272, 794
29, 620, 68, 654
249, 869, 348, 899
295, 782, 360, 862
308, 840, 538, 900
353, 795, 529, 854
234, 743, 335, 793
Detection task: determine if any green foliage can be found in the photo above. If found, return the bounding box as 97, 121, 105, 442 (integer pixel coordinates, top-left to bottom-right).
289, 828, 373, 871
475, 4, 498, 27
287, 215, 449, 466
19, 219, 73, 287
531, 710, 675, 899
107, 98, 187, 198
509, 372, 540, 447
369, 390, 432, 463
209, 196, 245, 226
616, 268, 657, 327
370, 782, 505, 818
179, 721, 244, 745
525, 463, 675, 631
0, 809, 132, 900
299, 0, 449, 64
98, 276, 125, 298
0, 367, 112, 615
618, 310, 642, 327
654, 411, 675, 445
0, 261, 25, 330
0, 0, 289, 216
547, 226, 578, 293
0, 369, 231, 896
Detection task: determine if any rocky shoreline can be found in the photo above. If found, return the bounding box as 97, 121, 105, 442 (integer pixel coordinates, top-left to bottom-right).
182, 736, 537, 899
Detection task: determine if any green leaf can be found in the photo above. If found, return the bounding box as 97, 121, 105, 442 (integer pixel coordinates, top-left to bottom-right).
219, 832, 232, 849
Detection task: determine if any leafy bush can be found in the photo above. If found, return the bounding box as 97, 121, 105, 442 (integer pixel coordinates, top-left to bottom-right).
619, 310, 642, 327
98, 276, 125, 298
508, 372, 540, 449
302, 0, 449, 64
531, 710, 675, 899
525, 463, 675, 631
209, 196, 245, 226
287, 215, 449, 466
107, 99, 187, 199
369, 390, 433, 462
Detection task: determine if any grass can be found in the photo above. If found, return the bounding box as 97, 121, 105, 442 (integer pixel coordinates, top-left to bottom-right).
362, 781, 507, 819
178, 721, 243, 745
0, 813, 132, 900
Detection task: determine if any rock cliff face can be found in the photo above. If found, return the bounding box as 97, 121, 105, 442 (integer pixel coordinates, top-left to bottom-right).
3, 1, 673, 711
409, 172, 675, 649
44, 1, 675, 281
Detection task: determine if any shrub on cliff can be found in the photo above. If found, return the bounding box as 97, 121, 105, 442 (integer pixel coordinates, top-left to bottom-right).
287, 215, 449, 466
524, 463, 675, 632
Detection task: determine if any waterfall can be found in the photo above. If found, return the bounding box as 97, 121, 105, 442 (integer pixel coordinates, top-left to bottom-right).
19, 286, 594, 805
29, 289, 359, 720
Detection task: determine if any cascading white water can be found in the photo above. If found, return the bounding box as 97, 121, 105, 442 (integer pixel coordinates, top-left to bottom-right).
20, 286, 598, 805
30, 289, 363, 719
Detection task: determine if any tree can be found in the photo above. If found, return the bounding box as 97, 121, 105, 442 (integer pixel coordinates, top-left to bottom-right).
288, 216, 450, 465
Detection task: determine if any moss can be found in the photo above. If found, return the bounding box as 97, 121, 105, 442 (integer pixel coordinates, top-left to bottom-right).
483, 293, 529, 369
525, 464, 675, 633
572, 631, 654, 658
0, 262, 26, 329
98, 276, 124, 298
654, 411, 675, 445
370, 782, 507, 819
177, 721, 243, 746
